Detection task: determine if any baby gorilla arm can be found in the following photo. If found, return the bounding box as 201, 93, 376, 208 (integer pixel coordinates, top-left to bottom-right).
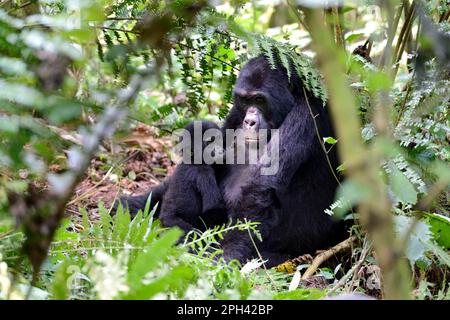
160, 166, 224, 234
196, 166, 224, 214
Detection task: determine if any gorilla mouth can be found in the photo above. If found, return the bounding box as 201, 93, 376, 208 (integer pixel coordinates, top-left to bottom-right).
244, 130, 259, 142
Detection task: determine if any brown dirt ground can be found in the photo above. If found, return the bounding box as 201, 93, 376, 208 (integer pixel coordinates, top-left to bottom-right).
66, 124, 176, 220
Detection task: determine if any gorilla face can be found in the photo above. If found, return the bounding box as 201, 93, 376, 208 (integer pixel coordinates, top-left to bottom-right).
233, 91, 272, 142
230, 56, 298, 142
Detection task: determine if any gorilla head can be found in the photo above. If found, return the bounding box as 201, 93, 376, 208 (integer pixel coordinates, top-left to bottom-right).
225, 56, 300, 137
178, 120, 224, 165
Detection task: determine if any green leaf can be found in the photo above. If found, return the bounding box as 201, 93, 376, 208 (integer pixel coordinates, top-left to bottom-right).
365, 70, 392, 92
0, 81, 44, 108
389, 167, 418, 204
323, 136, 337, 145
50, 260, 72, 300
423, 213, 450, 249
127, 228, 182, 289
0, 115, 19, 133
111, 202, 131, 243
80, 208, 90, 234
124, 264, 193, 300
46, 98, 82, 125
53, 219, 77, 242
99, 204, 113, 241
345, 33, 364, 42
334, 180, 371, 217
394, 215, 432, 265
127, 210, 143, 245
273, 288, 325, 300
422, 239, 450, 267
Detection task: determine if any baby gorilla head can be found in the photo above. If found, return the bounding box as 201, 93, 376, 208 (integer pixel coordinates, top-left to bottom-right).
178, 120, 224, 165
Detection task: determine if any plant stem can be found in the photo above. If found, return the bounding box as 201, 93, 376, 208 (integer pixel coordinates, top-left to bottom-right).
332, 6, 345, 49
380, 1, 403, 68
392, 1, 416, 76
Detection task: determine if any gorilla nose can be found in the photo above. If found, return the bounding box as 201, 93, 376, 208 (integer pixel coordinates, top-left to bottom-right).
244, 118, 257, 128
244, 107, 259, 130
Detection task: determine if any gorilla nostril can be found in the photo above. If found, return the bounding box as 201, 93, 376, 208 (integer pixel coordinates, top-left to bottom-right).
244, 119, 256, 127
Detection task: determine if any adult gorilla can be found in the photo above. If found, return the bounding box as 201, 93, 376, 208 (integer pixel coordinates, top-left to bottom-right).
116, 55, 348, 267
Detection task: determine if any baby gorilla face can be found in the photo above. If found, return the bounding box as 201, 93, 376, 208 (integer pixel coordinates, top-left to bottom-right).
178, 120, 224, 165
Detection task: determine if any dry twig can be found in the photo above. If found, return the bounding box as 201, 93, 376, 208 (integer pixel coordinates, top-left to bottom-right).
301, 236, 357, 280
329, 237, 372, 294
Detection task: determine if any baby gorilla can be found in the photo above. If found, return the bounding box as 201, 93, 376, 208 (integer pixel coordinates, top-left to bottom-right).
159, 120, 226, 235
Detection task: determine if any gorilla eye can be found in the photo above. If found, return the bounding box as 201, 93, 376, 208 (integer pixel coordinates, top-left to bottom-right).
254, 96, 265, 104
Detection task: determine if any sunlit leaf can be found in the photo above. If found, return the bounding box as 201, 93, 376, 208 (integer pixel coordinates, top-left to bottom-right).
389, 167, 418, 205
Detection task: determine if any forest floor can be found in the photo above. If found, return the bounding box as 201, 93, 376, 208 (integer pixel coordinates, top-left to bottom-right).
66, 124, 176, 220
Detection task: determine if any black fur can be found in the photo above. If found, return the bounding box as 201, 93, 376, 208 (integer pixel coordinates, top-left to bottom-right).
218, 56, 347, 267
159, 121, 227, 233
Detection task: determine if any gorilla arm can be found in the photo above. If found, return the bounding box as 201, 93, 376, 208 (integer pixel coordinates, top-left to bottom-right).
260, 100, 317, 190
196, 166, 224, 214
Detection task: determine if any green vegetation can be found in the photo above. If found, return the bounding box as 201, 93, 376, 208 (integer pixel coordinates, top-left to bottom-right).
0, 0, 449, 300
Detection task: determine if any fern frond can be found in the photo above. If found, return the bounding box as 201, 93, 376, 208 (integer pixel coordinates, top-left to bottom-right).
254, 35, 327, 103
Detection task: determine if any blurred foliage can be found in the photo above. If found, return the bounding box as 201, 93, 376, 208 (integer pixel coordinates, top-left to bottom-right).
0, 0, 449, 300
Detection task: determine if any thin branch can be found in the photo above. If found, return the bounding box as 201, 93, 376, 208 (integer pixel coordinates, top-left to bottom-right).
414, 180, 450, 212
328, 237, 372, 294
392, 1, 416, 73
332, 6, 345, 48
379, 2, 404, 68
246, 227, 277, 290
301, 236, 357, 280
302, 6, 412, 299
105, 17, 143, 21
345, 236, 371, 292
303, 87, 342, 187
0, 0, 13, 8
438, 8, 450, 23
7, 0, 31, 13
394, 75, 414, 127
93, 26, 140, 34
